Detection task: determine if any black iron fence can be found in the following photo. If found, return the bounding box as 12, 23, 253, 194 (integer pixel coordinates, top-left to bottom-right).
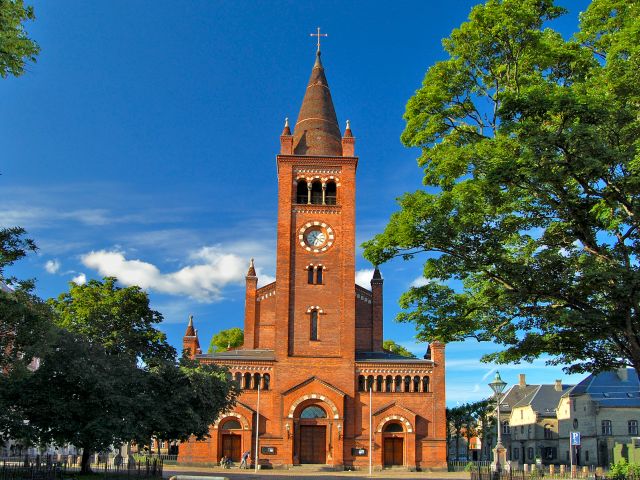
0, 456, 163, 480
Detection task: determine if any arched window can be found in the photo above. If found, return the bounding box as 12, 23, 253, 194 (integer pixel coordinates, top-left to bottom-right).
243, 372, 251, 389
234, 372, 242, 387
404, 376, 411, 392
263, 373, 270, 391
376, 375, 384, 392
296, 180, 308, 204
385, 375, 393, 393
413, 376, 420, 392
222, 419, 242, 430
383, 422, 404, 433
310, 181, 323, 204
394, 375, 402, 392
300, 405, 327, 419
367, 375, 375, 391
325, 181, 337, 205
422, 376, 430, 393
316, 266, 323, 284
253, 373, 261, 390
358, 375, 366, 392
308, 266, 314, 284
310, 310, 319, 341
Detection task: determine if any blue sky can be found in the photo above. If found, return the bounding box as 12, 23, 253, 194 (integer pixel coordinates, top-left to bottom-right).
2, 0, 591, 405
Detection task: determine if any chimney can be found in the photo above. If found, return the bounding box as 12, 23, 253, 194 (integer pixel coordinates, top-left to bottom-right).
519, 373, 526, 388
618, 367, 629, 382
555, 379, 563, 392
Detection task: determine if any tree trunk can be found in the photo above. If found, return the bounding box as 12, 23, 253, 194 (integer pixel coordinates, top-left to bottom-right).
80, 449, 92, 474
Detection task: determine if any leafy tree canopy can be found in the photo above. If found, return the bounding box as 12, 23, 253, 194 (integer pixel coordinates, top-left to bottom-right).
383, 339, 417, 358
209, 327, 244, 353
0, 0, 40, 78
364, 0, 640, 376
49, 277, 175, 364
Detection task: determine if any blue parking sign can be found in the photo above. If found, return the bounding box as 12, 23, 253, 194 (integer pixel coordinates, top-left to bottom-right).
571, 432, 581, 446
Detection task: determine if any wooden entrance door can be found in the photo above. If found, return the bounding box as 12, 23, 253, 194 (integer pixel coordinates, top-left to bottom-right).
299, 425, 326, 464
221, 434, 241, 461
383, 437, 404, 466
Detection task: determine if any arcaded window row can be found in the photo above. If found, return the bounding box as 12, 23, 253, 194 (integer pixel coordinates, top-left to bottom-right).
357, 374, 430, 393
230, 371, 271, 390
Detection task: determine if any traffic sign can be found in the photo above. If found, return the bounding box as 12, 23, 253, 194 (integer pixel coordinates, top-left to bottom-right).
571, 431, 581, 446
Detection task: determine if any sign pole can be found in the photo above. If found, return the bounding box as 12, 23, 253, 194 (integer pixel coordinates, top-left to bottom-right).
369, 384, 373, 477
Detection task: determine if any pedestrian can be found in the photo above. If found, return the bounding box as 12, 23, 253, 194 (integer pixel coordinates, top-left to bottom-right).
239, 450, 250, 469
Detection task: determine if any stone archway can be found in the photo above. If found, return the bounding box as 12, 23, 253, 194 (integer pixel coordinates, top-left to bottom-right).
291, 400, 338, 465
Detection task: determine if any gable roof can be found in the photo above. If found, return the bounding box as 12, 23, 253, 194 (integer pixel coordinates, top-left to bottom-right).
567, 368, 640, 408
281, 375, 347, 398
512, 384, 574, 417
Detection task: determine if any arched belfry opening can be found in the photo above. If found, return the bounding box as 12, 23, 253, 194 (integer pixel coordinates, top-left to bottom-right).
296, 180, 308, 204
310, 180, 323, 204
325, 180, 337, 205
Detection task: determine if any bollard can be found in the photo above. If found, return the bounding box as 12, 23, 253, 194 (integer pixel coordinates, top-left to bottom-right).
550, 464, 555, 475
560, 465, 566, 475
571, 465, 577, 477
524, 464, 529, 473
582, 466, 589, 476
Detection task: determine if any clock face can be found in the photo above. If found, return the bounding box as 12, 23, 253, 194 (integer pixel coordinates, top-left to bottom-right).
299, 222, 334, 252
305, 229, 326, 247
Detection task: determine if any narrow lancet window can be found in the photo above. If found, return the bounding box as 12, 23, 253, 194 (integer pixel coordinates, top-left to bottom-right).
310, 310, 319, 340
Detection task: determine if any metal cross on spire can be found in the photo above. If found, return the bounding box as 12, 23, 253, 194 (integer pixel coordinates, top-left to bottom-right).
310, 27, 328, 53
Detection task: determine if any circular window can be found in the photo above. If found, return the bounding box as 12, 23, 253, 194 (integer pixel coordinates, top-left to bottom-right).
300, 405, 327, 419
222, 419, 242, 430
383, 422, 404, 433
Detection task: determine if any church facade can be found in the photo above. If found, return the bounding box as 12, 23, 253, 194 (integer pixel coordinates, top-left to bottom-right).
178, 48, 447, 470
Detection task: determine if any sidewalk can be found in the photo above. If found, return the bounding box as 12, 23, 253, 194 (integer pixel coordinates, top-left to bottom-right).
164, 465, 471, 479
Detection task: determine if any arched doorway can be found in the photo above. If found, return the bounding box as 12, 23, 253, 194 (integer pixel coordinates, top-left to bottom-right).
220, 419, 242, 462
297, 404, 328, 464
382, 422, 405, 466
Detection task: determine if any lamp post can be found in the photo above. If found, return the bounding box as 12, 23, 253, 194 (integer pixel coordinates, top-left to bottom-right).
489, 371, 507, 474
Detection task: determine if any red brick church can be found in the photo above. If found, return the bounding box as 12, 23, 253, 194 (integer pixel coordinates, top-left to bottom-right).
178, 46, 447, 470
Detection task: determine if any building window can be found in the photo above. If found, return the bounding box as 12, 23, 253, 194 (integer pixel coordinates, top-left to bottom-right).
310, 180, 323, 205
413, 375, 420, 392
602, 420, 612, 436
528, 447, 534, 460
422, 376, 430, 393
243, 372, 251, 389
253, 373, 260, 390
520, 426, 524, 434
573, 418, 579, 429
262, 373, 270, 390
367, 375, 375, 391
325, 181, 337, 205
629, 420, 638, 436
543, 447, 556, 460
544, 424, 553, 439
310, 310, 319, 340
385, 375, 393, 393
383, 422, 404, 433
358, 375, 365, 392
376, 375, 383, 392
222, 419, 242, 430
403, 376, 411, 392
394, 375, 402, 392
308, 267, 314, 284
513, 448, 519, 460
520, 410, 523, 419
502, 421, 510, 435
296, 180, 308, 204
316, 266, 323, 284
586, 451, 589, 462
234, 372, 242, 386
300, 405, 327, 419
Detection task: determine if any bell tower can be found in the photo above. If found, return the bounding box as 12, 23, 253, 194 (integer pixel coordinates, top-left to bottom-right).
274, 49, 357, 360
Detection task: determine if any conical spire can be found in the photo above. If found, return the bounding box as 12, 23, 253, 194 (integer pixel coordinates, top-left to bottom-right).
293, 51, 342, 156
247, 258, 256, 277
184, 315, 196, 336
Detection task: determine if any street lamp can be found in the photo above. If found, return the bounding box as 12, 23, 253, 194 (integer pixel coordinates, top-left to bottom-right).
489, 371, 507, 474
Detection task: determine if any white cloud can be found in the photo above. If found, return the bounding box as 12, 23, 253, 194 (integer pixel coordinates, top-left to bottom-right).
44, 259, 61, 274
410, 276, 431, 288
81, 246, 249, 302
71, 273, 87, 285
355, 269, 375, 289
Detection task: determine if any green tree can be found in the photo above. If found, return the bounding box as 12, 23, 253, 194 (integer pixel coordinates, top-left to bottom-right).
363, 0, 640, 377
382, 339, 417, 358
0, 0, 40, 78
49, 277, 175, 363
447, 405, 468, 461
208, 327, 244, 353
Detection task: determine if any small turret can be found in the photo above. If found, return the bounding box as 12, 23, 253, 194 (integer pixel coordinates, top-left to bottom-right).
342, 120, 355, 157
371, 267, 384, 351
182, 315, 202, 359
244, 258, 258, 349
280, 118, 293, 155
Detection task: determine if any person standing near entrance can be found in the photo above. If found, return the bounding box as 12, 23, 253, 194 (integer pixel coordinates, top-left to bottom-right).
239, 450, 250, 469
